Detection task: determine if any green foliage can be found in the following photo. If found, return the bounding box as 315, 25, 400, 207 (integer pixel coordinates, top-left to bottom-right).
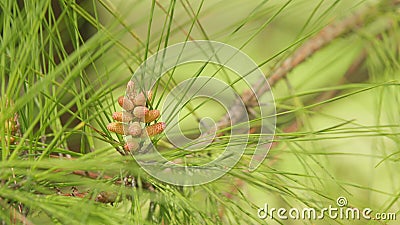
0, 0, 399, 224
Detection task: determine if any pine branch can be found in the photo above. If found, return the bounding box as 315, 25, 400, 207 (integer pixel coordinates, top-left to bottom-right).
206, 0, 396, 139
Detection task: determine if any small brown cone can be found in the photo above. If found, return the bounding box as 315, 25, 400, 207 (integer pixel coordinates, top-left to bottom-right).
143, 122, 166, 137
144, 110, 160, 123
106, 122, 126, 135
118, 96, 134, 111
128, 122, 142, 136
133, 106, 149, 119
112, 112, 134, 122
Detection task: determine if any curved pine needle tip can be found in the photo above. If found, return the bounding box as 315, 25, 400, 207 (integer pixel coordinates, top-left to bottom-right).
143, 122, 166, 137
144, 110, 160, 123
146, 91, 153, 102
118, 96, 134, 111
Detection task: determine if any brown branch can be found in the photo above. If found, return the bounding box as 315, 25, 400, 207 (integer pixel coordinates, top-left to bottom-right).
209, 9, 370, 136
264, 48, 369, 168
217, 47, 369, 221
49, 155, 156, 205
216, 7, 394, 217
54, 170, 154, 205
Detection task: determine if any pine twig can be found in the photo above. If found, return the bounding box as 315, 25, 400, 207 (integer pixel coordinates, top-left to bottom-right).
206, 4, 379, 138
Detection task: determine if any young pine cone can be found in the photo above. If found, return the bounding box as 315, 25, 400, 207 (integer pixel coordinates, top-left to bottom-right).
133, 106, 149, 119
112, 112, 134, 122
143, 122, 166, 137
128, 122, 142, 136
124, 140, 139, 152
108, 88, 165, 153
134, 91, 153, 106
106, 122, 127, 135
126, 81, 136, 103
118, 96, 134, 111
145, 110, 160, 123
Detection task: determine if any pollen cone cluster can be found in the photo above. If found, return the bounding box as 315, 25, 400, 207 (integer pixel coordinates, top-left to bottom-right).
107, 81, 165, 153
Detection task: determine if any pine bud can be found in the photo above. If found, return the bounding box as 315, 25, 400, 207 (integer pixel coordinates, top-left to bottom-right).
126, 81, 136, 102
134, 91, 153, 106
143, 122, 166, 137
118, 96, 134, 111
133, 106, 149, 118
112, 112, 134, 122
134, 92, 146, 106
106, 122, 127, 135
124, 140, 139, 152
128, 122, 142, 136
144, 110, 160, 123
